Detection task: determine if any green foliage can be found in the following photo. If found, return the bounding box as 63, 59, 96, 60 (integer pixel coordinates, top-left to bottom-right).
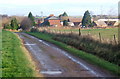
26, 32, 120, 76
45, 21, 50, 26
90, 21, 97, 27
10, 18, 19, 30
59, 12, 68, 17
89, 21, 95, 27
4, 24, 11, 29
28, 12, 35, 26
2, 30, 34, 77
62, 12, 68, 16
82, 10, 92, 27
30, 28, 39, 32
3, 18, 19, 30
63, 20, 68, 26
59, 12, 69, 21
42, 21, 50, 26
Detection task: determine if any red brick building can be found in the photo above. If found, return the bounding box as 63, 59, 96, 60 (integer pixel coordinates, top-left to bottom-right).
44, 14, 61, 26
48, 19, 61, 26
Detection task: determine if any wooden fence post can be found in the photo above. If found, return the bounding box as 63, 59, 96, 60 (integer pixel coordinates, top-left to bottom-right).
113, 34, 117, 44
71, 30, 72, 34
79, 28, 81, 36
99, 32, 102, 42
88, 31, 90, 35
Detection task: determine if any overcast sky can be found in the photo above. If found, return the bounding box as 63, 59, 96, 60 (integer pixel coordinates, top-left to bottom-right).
0, 0, 119, 16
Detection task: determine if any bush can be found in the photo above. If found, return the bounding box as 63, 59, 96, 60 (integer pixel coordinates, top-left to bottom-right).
4, 24, 11, 29
30, 28, 39, 32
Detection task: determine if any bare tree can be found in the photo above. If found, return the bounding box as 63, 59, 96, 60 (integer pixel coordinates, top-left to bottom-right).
20, 17, 32, 31
108, 8, 114, 19
106, 7, 117, 26
2, 17, 10, 24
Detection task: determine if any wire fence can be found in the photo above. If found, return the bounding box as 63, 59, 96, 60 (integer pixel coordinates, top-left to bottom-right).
37, 27, 118, 45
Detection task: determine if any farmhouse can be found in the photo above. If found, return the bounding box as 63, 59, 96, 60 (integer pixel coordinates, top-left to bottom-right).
44, 14, 61, 26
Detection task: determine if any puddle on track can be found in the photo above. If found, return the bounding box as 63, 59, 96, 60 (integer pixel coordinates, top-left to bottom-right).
24, 42, 63, 75
40, 70, 62, 75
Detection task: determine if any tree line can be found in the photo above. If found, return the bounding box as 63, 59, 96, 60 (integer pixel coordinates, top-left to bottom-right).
60, 11, 96, 27
3, 10, 96, 31
3, 12, 35, 31
4, 18, 19, 30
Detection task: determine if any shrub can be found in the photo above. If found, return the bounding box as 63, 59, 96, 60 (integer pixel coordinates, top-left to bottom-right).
30, 28, 39, 32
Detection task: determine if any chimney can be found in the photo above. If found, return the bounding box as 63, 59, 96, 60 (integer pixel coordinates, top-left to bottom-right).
49, 14, 54, 17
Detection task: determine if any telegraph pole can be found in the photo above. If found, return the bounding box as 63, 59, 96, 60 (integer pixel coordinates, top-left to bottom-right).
41, 11, 44, 22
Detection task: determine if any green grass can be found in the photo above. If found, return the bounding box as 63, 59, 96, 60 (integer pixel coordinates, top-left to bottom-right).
81, 28, 118, 40
2, 30, 35, 77
0, 29, 2, 77
26, 32, 120, 76
45, 27, 118, 41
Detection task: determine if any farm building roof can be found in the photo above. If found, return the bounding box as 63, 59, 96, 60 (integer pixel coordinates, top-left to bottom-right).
68, 18, 82, 22
97, 19, 118, 22
45, 16, 59, 20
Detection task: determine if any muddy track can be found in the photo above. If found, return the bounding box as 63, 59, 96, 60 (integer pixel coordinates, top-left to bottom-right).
17, 33, 114, 77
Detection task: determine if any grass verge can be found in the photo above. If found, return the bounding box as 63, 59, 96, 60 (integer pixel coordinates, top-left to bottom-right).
26, 32, 120, 76
0, 29, 2, 77
2, 30, 35, 77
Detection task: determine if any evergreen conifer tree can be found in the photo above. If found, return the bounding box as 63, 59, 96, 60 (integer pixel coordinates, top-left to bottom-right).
10, 18, 19, 30
82, 10, 92, 27
28, 12, 35, 26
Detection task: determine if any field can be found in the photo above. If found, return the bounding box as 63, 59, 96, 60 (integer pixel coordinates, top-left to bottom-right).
38, 27, 118, 44
26, 31, 120, 76
2, 30, 35, 77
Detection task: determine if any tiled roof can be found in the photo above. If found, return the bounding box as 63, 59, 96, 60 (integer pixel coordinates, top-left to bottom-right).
45, 16, 59, 20
48, 16, 59, 20
69, 18, 82, 22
